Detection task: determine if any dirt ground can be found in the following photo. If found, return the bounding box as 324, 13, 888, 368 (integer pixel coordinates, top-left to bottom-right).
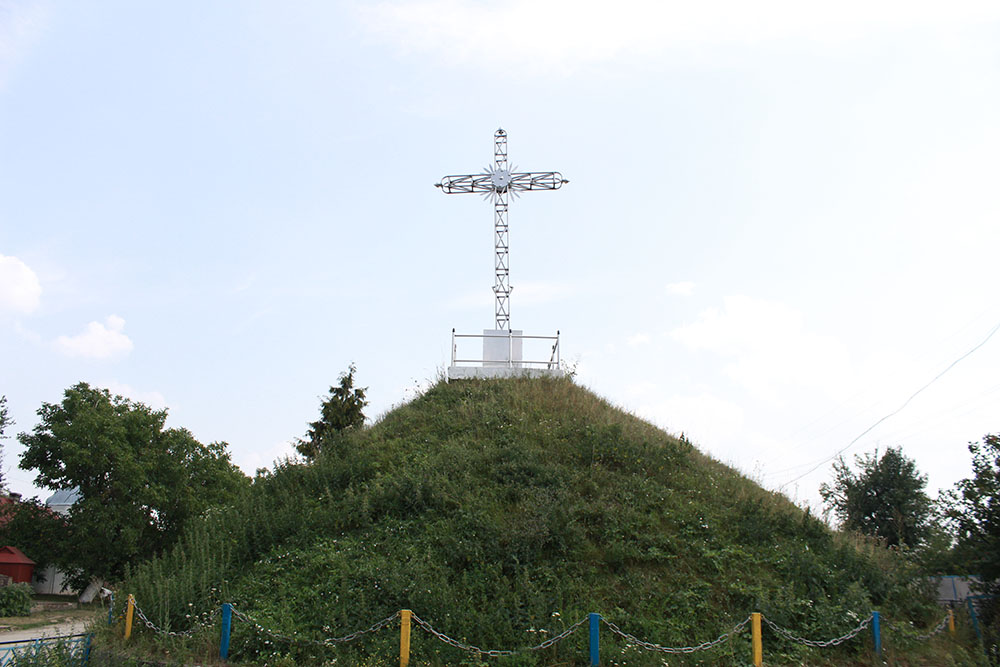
0, 605, 102, 642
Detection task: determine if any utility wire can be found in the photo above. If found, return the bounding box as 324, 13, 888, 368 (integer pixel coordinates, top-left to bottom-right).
778, 317, 1000, 491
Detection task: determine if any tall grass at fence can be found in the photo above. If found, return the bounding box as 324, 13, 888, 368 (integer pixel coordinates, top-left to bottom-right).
119, 376, 946, 665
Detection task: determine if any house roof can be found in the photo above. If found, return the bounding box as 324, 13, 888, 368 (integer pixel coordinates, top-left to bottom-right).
45, 488, 81, 507
0, 546, 36, 565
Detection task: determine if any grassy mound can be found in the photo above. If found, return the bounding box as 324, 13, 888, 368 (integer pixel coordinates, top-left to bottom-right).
119, 377, 954, 665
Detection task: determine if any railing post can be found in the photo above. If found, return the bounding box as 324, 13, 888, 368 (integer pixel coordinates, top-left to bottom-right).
948, 608, 955, 635
872, 611, 881, 657
589, 613, 600, 665
124, 594, 135, 640
451, 328, 456, 367
508, 329, 513, 368
967, 598, 983, 643
220, 603, 232, 660
400, 609, 412, 667
751, 612, 762, 667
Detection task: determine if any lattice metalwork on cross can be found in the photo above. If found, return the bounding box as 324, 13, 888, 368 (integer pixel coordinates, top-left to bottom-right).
436, 128, 567, 330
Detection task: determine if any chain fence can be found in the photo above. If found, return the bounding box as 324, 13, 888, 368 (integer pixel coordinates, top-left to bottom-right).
913, 614, 952, 642
410, 612, 587, 657
762, 614, 871, 648
131, 598, 217, 638
230, 606, 400, 647
109, 589, 961, 664
601, 615, 751, 654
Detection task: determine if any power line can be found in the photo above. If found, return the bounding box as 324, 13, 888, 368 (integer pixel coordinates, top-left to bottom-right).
777, 317, 1000, 491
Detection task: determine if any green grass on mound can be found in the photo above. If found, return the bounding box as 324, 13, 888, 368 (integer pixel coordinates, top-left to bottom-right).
114, 377, 974, 665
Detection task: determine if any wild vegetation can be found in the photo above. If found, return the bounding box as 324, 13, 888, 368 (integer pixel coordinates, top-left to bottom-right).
103, 376, 980, 665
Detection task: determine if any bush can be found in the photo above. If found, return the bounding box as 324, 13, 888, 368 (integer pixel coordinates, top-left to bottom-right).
0, 582, 34, 616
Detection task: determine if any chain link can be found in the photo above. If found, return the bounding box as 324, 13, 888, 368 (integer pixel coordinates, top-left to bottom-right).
132, 599, 217, 638
762, 614, 871, 648
601, 616, 751, 654
912, 614, 951, 642
230, 606, 399, 647
411, 613, 587, 657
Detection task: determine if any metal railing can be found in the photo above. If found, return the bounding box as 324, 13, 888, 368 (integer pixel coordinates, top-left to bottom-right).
450, 329, 560, 369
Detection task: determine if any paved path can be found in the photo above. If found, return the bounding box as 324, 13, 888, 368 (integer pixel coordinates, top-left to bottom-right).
0, 618, 92, 643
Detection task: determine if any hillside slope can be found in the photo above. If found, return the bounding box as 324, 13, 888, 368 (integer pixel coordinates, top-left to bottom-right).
123, 377, 944, 665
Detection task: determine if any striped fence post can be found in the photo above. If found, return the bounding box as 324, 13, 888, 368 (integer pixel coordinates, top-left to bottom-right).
589, 613, 600, 666
220, 603, 232, 660
871, 611, 881, 657
751, 612, 762, 667
400, 609, 412, 667
124, 595, 135, 641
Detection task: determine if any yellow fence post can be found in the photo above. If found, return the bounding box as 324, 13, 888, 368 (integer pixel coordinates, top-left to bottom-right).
752, 612, 762, 667
124, 594, 135, 641
948, 608, 955, 635
400, 609, 412, 667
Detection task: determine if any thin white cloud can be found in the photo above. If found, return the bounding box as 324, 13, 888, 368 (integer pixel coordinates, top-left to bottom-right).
357, 0, 1000, 71
510, 281, 575, 306
0, 254, 42, 314
0, 1, 50, 89
627, 332, 651, 347
665, 282, 695, 297
102, 381, 168, 410
56, 315, 134, 360
671, 295, 853, 404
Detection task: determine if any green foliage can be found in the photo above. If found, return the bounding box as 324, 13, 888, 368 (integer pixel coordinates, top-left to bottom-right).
946, 433, 1000, 660
117, 377, 944, 665
16, 382, 250, 589
0, 582, 33, 616
820, 446, 932, 548
295, 364, 368, 459
0, 394, 11, 490
0, 499, 68, 575
3, 637, 91, 667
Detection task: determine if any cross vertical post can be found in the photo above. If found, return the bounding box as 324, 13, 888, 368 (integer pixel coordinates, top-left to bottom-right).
436, 128, 567, 330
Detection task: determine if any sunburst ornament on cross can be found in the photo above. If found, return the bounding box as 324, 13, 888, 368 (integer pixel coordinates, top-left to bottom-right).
436, 128, 568, 331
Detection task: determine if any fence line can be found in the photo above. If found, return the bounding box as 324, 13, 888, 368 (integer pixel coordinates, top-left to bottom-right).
0, 633, 92, 667
107, 593, 962, 666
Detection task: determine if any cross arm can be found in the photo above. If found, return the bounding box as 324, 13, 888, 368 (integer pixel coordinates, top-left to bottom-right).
435, 171, 568, 194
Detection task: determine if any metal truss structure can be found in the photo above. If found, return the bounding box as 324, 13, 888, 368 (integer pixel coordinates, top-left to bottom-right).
436, 128, 567, 330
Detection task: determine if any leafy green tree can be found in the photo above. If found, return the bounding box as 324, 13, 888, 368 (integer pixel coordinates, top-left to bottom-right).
0, 395, 10, 491
16, 382, 250, 588
820, 446, 932, 548
0, 498, 68, 575
946, 434, 1000, 660
295, 364, 368, 459
948, 434, 1000, 581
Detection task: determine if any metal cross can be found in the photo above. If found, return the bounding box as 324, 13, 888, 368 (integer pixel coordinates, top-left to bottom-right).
436, 128, 567, 331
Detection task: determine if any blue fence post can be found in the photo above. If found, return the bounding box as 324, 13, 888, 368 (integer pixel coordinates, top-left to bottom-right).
589, 613, 600, 666
872, 611, 881, 657
108, 592, 114, 625
967, 598, 983, 643
220, 603, 233, 660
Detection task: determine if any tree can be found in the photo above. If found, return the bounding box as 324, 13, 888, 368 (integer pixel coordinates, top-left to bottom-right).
820, 446, 932, 548
946, 434, 1000, 658
15, 382, 249, 588
295, 364, 368, 459
948, 434, 1000, 582
0, 395, 10, 491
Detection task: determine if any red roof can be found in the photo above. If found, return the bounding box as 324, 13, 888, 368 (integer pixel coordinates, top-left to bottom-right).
0, 546, 35, 565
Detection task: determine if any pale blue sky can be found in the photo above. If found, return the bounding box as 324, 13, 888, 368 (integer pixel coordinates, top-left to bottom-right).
2, 1, 999, 512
